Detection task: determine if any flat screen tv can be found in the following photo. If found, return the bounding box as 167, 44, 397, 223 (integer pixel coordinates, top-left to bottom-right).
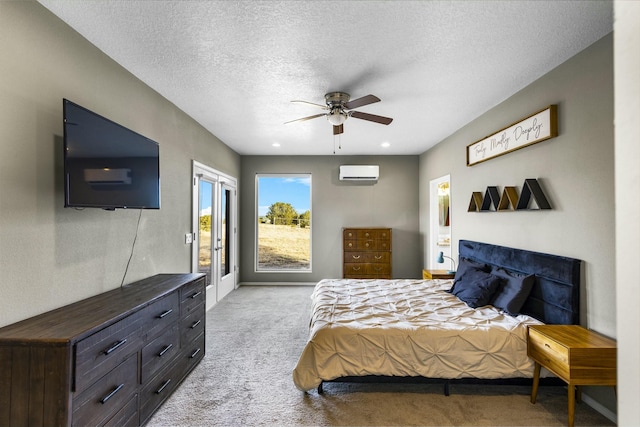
63, 99, 160, 210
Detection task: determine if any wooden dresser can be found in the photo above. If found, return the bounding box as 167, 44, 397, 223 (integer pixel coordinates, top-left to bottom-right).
343, 227, 392, 279
0, 273, 206, 427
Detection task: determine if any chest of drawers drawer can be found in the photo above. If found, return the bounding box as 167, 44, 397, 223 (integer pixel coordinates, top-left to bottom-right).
181, 277, 205, 317
139, 291, 180, 341
102, 395, 139, 427
139, 359, 181, 424
344, 252, 390, 264
178, 332, 206, 378
181, 305, 205, 345
344, 263, 391, 278
74, 312, 143, 393
141, 323, 180, 383
72, 354, 138, 427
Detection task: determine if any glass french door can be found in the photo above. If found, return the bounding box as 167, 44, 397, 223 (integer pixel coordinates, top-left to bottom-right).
193, 161, 237, 310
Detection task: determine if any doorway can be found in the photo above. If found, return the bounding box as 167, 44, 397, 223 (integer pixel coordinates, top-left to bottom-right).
192, 161, 237, 311
429, 175, 452, 269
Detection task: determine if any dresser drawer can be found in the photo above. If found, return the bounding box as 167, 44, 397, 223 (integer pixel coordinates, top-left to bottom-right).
528, 327, 570, 379
344, 263, 391, 277
178, 332, 206, 379
181, 277, 206, 317
356, 239, 378, 250
72, 354, 138, 427
140, 362, 181, 424
344, 252, 390, 264
75, 312, 142, 393
139, 291, 180, 341
343, 239, 357, 250
356, 229, 378, 239
102, 393, 138, 427
181, 305, 205, 346
343, 229, 358, 239
377, 239, 391, 250
141, 323, 180, 383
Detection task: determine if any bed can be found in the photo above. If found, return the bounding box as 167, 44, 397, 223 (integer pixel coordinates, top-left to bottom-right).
292, 240, 581, 393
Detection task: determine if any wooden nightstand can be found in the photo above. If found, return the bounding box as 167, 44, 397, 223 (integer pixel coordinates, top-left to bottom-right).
422, 269, 455, 280
527, 325, 616, 427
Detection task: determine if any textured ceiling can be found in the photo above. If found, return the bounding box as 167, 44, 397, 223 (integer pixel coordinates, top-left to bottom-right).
37, 1, 612, 156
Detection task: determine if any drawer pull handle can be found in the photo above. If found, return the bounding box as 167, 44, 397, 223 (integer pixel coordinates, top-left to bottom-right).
158, 344, 173, 357
374, 255, 382, 260
190, 348, 201, 358
545, 343, 551, 348
103, 339, 127, 355
158, 309, 173, 319
374, 267, 382, 271
352, 255, 361, 260
155, 379, 171, 394
352, 266, 361, 271
100, 384, 124, 404
190, 291, 202, 299
191, 320, 202, 329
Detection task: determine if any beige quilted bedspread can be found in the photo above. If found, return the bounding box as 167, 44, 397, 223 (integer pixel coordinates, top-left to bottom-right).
292, 278, 543, 391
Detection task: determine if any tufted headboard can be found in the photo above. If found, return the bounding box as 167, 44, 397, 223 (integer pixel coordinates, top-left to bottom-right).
458, 240, 581, 325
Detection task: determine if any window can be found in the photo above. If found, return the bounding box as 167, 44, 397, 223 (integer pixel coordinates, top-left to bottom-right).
256, 174, 311, 272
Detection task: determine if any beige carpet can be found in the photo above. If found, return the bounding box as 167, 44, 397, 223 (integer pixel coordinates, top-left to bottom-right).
146, 285, 614, 427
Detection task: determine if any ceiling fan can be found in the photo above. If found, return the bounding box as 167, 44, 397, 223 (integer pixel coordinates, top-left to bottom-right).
285, 92, 393, 135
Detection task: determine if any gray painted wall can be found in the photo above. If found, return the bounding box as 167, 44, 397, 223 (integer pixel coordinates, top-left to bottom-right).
419, 33, 615, 415
240, 156, 420, 283
0, 3, 240, 328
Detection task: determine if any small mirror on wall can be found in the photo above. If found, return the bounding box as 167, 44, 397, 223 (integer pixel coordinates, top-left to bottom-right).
438, 180, 450, 246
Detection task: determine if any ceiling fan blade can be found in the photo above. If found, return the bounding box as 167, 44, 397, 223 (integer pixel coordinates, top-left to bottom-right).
291, 100, 328, 109
284, 113, 326, 124
333, 124, 344, 135
344, 94, 380, 110
350, 111, 393, 125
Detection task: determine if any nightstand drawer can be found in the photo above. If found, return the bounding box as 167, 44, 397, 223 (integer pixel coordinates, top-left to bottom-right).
528, 327, 570, 379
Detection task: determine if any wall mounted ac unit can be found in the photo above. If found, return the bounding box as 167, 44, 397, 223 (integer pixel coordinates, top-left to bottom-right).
339, 165, 379, 181
84, 168, 132, 185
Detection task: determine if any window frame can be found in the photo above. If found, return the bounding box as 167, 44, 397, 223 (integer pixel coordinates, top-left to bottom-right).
254, 173, 312, 273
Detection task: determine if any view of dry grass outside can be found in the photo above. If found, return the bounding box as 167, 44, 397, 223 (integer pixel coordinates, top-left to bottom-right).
199, 230, 211, 268
198, 223, 226, 268
258, 223, 310, 269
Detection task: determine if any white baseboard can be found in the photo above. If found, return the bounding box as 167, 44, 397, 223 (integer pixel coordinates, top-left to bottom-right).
238, 282, 317, 286
582, 393, 617, 424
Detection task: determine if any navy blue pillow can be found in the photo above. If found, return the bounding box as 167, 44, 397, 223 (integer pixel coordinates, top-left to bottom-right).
450, 268, 502, 308
451, 257, 490, 290
490, 267, 535, 316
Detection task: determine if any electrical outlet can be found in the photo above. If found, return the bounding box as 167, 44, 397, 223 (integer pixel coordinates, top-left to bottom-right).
185, 233, 193, 244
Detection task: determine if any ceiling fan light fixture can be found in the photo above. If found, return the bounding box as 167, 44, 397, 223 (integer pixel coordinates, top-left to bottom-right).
327, 109, 347, 126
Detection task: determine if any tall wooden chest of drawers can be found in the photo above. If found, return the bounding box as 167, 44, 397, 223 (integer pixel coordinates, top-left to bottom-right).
0, 273, 206, 427
343, 227, 392, 279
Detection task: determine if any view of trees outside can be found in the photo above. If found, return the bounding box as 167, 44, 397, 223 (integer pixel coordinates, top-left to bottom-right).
257, 175, 311, 270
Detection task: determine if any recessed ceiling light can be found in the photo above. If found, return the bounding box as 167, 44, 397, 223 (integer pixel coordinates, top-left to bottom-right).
272, 143, 281, 147
381, 142, 390, 148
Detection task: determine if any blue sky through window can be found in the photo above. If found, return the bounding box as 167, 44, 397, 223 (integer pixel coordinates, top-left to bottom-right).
258, 175, 311, 216
199, 180, 212, 216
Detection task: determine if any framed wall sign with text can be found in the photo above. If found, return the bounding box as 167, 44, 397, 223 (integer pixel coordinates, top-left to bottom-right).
467, 105, 558, 166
